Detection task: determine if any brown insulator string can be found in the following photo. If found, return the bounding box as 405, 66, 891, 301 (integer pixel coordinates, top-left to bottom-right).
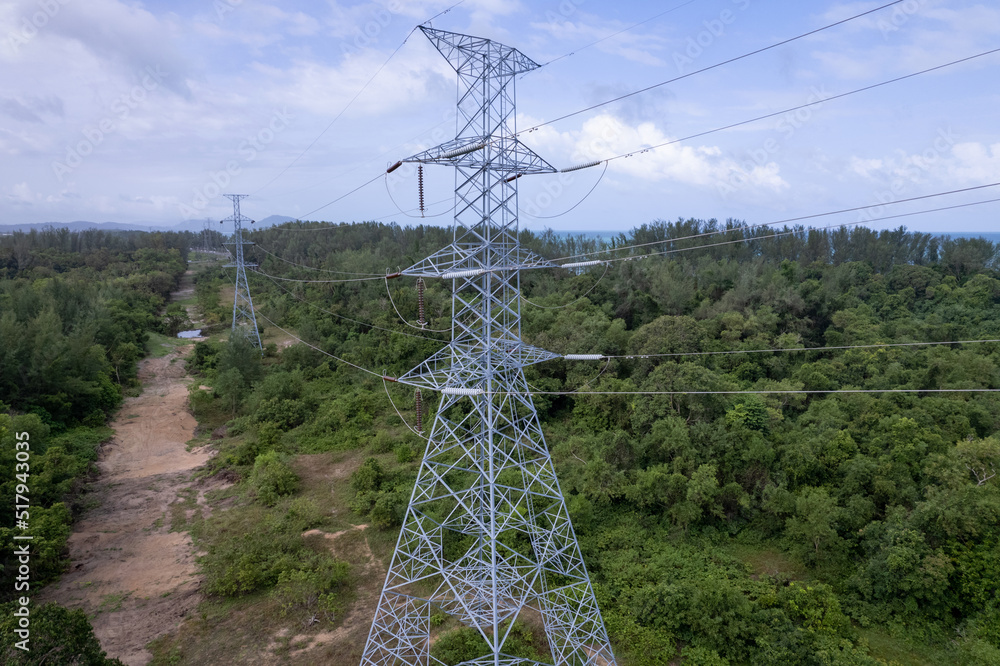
416, 277, 426, 328
418, 165, 425, 217
415, 388, 423, 433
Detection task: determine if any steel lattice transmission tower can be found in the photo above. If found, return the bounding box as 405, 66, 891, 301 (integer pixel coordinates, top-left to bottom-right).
201, 217, 214, 253
221, 194, 261, 349
361, 27, 617, 666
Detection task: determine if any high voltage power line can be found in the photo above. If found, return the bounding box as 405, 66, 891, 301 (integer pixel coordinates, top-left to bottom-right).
507, 388, 1000, 396
271, 0, 913, 221
253, 267, 383, 284
575, 48, 1000, 168
235, 310, 1000, 394
215, 9, 1000, 400
251, 0, 706, 199
250, 0, 468, 196
602, 197, 1000, 265
253, 242, 383, 276
537, 0, 706, 68
550, 196, 1000, 273
517, 0, 912, 135
549, 182, 1000, 262
245, 192, 1000, 299
205, 19, 1000, 657
251, 270, 446, 342
280, 45, 999, 233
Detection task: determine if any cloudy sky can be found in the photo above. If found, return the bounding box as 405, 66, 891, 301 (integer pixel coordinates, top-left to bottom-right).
2, 0, 999, 233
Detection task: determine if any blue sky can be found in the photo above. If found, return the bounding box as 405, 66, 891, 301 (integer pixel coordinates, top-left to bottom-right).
1, 0, 998, 233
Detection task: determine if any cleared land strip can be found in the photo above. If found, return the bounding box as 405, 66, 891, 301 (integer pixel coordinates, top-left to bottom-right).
37, 346, 212, 665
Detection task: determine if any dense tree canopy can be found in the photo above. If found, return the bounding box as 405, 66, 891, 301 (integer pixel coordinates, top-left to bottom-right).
184, 218, 1000, 664
6, 220, 999, 664
0, 228, 189, 633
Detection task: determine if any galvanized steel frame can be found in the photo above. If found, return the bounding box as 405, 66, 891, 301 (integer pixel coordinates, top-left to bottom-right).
360, 27, 617, 666
222, 193, 261, 349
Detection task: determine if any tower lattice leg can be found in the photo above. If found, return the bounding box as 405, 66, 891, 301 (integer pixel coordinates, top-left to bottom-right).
361, 26, 616, 666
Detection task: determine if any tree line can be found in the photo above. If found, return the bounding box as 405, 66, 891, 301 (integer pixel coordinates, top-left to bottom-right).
183, 218, 999, 664
1, 228, 191, 665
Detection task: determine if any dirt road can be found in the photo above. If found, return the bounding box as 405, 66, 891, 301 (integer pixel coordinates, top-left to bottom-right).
37, 348, 212, 665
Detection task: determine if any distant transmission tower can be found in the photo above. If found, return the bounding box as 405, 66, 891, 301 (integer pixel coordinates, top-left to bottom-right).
362, 27, 617, 665
201, 217, 213, 253
221, 194, 261, 349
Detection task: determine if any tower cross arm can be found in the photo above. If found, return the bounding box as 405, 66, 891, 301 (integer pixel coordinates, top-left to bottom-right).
399, 244, 558, 279
419, 25, 541, 76
398, 137, 557, 175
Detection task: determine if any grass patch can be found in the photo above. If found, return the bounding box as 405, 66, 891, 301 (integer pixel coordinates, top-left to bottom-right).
96, 591, 132, 614
723, 542, 811, 582
169, 486, 202, 532
147, 593, 287, 666
858, 627, 954, 665
144, 514, 165, 532
147, 449, 386, 665
146, 331, 188, 358
262, 325, 297, 349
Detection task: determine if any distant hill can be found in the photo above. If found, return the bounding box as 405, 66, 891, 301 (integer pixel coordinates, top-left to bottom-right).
256, 215, 297, 227
0, 221, 155, 233
0, 215, 300, 235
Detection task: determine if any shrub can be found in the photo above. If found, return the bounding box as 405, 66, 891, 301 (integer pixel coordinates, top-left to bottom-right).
0, 601, 125, 665
249, 451, 298, 507
430, 627, 489, 664
395, 443, 415, 463
273, 558, 349, 618
371, 430, 394, 454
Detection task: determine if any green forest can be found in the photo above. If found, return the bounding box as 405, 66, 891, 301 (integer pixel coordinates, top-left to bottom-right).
0, 228, 191, 665
3, 221, 1000, 665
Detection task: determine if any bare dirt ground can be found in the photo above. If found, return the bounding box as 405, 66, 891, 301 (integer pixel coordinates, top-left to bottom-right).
277, 455, 387, 664
37, 341, 212, 664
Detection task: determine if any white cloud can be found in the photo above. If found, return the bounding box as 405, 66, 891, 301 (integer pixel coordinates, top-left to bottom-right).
850, 157, 884, 178
812, 1, 1000, 81
528, 15, 667, 67
846, 140, 1000, 190
34, 0, 193, 98
251, 45, 451, 119
381, 0, 522, 25
947, 142, 1000, 183
529, 113, 789, 193
6, 182, 38, 206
